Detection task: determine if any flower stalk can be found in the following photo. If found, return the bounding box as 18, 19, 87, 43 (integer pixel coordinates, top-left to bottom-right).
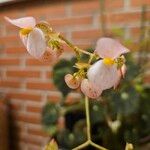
73, 96, 108, 150
59, 34, 94, 56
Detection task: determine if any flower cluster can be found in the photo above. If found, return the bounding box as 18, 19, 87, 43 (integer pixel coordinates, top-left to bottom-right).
65, 38, 129, 99
5, 16, 130, 99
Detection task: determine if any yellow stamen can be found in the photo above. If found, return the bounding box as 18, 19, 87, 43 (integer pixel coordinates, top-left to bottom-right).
103, 58, 115, 65
19, 28, 33, 35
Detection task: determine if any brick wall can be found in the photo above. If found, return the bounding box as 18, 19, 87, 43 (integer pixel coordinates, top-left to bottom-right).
0, 0, 149, 149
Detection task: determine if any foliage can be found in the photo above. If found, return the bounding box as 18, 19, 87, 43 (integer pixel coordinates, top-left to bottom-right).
53, 58, 77, 97
42, 51, 150, 149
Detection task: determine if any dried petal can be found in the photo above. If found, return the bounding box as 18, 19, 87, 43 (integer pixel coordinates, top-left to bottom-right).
40, 47, 57, 63
81, 79, 102, 99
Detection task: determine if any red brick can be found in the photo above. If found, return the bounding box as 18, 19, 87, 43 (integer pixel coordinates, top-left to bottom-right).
20, 135, 43, 146
6, 70, 41, 78
105, 0, 124, 10
28, 127, 49, 137
26, 3, 65, 17
131, 0, 150, 7
49, 16, 93, 28
26, 105, 42, 113
26, 82, 55, 90
26, 58, 52, 66
47, 94, 61, 103
72, 0, 99, 14
0, 58, 20, 66
106, 12, 142, 24
0, 35, 19, 44
0, 80, 20, 88
9, 103, 22, 111
5, 47, 26, 54
72, 29, 101, 40
7, 92, 41, 101
46, 71, 53, 79
14, 113, 41, 124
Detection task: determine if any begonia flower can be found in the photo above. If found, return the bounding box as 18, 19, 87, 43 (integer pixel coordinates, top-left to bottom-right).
81, 79, 102, 99
81, 37, 129, 99
5, 17, 57, 62
5, 17, 46, 58
65, 74, 81, 89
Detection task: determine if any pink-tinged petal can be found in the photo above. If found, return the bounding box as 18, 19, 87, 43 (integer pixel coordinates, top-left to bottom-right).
65, 74, 81, 89
113, 71, 121, 89
120, 64, 127, 78
81, 79, 102, 99
87, 60, 120, 90
39, 47, 57, 63
114, 64, 127, 89
5, 16, 36, 28
19, 34, 28, 47
27, 27, 46, 58
95, 37, 130, 59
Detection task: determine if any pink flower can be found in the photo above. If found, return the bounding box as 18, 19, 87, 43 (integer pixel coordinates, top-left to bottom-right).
65, 74, 81, 89
81, 79, 102, 99
81, 37, 129, 99
5, 17, 56, 62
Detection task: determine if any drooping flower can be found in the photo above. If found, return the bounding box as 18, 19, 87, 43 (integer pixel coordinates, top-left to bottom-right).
81, 79, 102, 99
5, 17, 59, 63
5, 17, 47, 58
81, 37, 129, 99
65, 74, 81, 89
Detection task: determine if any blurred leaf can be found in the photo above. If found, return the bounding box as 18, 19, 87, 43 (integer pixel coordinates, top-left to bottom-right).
53, 58, 77, 97
42, 103, 59, 126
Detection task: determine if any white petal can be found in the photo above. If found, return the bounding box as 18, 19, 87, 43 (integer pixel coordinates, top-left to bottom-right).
27, 28, 46, 58
19, 34, 28, 47
5, 16, 36, 28
87, 60, 120, 90
95, 37, 130, 59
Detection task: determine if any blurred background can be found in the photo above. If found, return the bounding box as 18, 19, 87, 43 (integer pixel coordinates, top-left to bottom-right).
0, 0, 150, 150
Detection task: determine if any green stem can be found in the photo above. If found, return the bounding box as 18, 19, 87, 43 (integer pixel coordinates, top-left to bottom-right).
72, 96, 109, 150
72, 141, 90, 150
91, 141, 108, 150
59, 34, 93, 56
85, 96, 91, 140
